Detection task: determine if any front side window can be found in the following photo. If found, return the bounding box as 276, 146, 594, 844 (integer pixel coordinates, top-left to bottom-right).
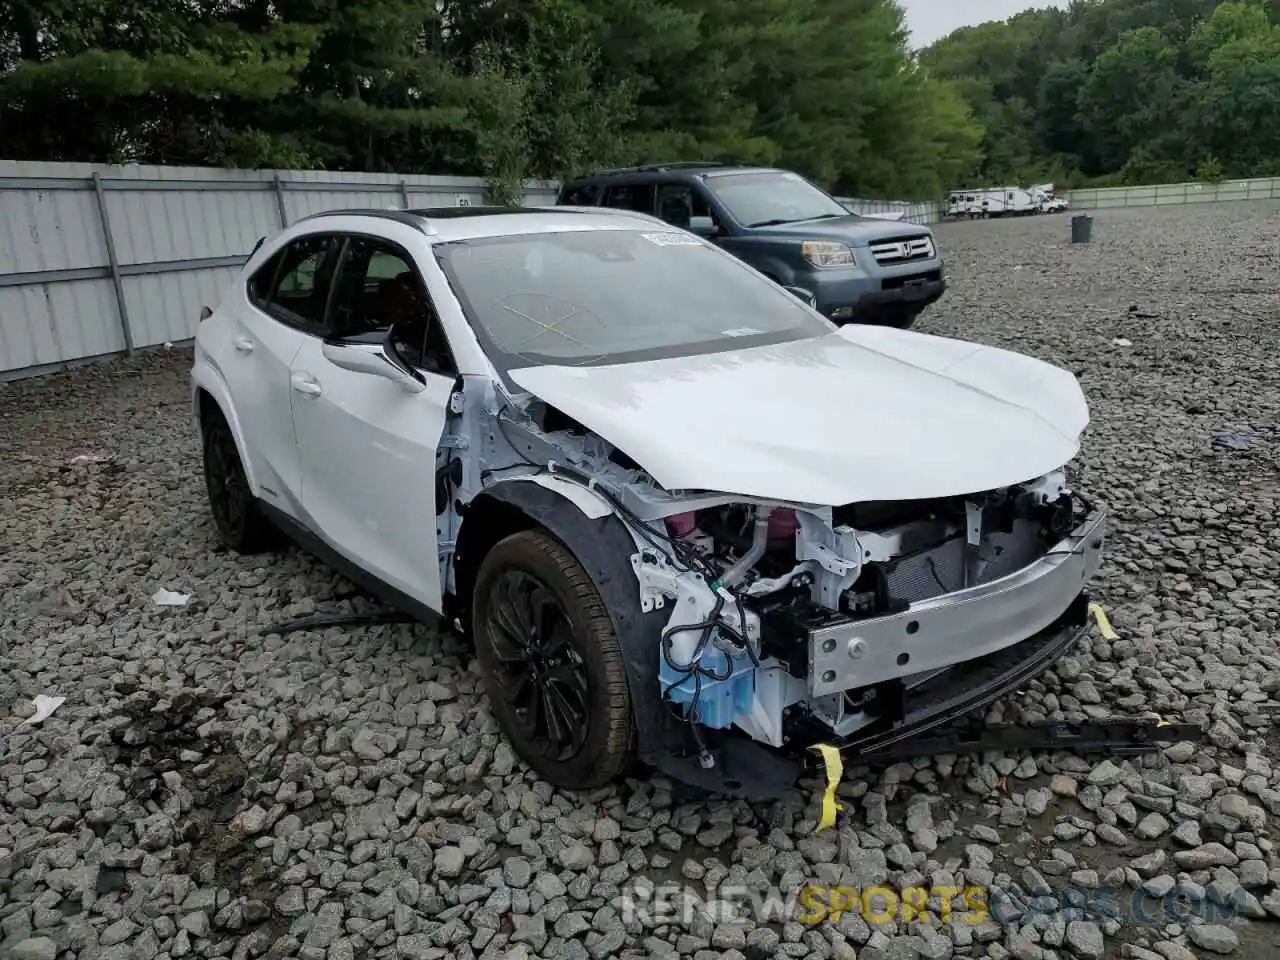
253, 234, 344, 334
705, 171, 852, 228
327, 236, 455, 375
656, 185, 712, 230
433, 227, 833, 375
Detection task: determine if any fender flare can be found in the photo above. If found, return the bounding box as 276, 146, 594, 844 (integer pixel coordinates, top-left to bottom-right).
191, 364, 260, 496
468, 479, 801, 799
466, 478, 673, 764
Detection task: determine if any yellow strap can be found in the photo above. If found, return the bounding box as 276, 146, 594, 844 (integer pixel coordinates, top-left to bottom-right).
1088, 602, 1119, 640
809, 743, 844, 831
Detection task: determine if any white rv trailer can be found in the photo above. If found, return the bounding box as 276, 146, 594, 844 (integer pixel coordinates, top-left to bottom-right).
947, 183, 1068, 218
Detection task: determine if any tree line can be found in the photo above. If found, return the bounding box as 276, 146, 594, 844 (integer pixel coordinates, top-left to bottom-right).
921, 0, 1280, 189
1, 0, 1277, 202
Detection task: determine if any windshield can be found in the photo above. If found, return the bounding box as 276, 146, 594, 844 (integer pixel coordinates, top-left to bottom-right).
433, 227, 834, 373
706, 171, 853, 227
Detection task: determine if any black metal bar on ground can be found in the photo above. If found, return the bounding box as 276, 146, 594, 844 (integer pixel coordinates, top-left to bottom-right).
92, 172, 133, 357
848, 718, 1206, 764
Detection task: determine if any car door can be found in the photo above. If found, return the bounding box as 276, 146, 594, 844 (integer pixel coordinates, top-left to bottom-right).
288, 234, 457, 613
225, 233, 343, 516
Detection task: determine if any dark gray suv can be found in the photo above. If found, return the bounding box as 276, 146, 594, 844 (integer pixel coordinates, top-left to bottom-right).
555, 163, 946, 328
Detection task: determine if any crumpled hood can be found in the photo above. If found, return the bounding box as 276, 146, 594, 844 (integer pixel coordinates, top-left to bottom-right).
758, 214, 928, 246
506, 326, 1090, 507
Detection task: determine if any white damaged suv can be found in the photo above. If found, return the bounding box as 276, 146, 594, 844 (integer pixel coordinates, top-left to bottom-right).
191, 204, 1107, 799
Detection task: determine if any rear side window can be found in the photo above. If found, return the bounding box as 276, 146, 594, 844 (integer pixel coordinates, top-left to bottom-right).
603, 183, 655, 213
249, 234, 344, 335
559, 183, 601, 205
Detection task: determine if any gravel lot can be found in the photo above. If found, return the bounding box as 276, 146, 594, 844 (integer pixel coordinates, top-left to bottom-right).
2, 200, 1279, 960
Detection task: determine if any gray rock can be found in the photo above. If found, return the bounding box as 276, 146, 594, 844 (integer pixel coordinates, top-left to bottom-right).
1186, 924, 1239, 954
558, 842, 594, 871
9, 938, 58, 960
434, 846, 466, 878
1135, 812, 1170, 839
1064, 920, 1103, 959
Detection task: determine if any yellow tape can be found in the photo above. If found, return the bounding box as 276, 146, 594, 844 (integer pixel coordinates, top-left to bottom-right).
1088, 603, 1119, 640
809, 743, 844, 832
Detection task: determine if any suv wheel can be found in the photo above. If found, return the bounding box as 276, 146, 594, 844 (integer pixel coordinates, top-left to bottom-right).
472, 530, 635, 789
202, 412, 278, 553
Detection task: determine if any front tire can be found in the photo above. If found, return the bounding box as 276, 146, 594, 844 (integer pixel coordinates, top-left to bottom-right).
471, 530, 635, 789
202, 412, 278, 554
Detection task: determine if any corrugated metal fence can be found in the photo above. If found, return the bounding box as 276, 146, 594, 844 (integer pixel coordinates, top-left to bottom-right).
4, 162, 1278, 380
0, 161, 558, 380
837, 197, 944, 225
1064, 176, 1280, 210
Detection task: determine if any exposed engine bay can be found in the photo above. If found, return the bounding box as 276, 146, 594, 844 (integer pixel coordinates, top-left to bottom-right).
635, 471, 1081, 760
463, 396, 1106, 774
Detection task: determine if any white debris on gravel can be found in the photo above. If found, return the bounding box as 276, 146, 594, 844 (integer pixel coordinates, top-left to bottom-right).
1, 201, 1279, 960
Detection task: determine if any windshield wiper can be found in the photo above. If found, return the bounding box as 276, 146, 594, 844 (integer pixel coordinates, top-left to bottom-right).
747, 213, 844, 228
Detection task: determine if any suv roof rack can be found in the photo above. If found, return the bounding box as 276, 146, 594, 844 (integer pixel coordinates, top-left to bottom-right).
295, 208, 439, 235
585, 161, 729, 177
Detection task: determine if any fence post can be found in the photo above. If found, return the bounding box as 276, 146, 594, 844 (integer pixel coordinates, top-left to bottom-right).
399, 180, 411, 208
92, 173, 134, 357
272, 173, 289, 227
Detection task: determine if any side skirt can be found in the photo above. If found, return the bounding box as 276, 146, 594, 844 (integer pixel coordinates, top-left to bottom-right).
258, 500, 446, 631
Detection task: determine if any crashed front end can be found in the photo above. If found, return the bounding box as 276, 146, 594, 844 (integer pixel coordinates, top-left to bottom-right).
629, 471, 1106, 795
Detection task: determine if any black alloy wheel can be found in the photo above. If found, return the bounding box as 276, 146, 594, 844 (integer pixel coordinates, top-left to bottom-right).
472, 530, 635, 789
485, 568, 591, 760
202, 414, 277, 554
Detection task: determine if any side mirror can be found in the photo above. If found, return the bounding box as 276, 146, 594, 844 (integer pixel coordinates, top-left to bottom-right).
688, 215, 718, 238
783, 285, 818, 308
321, 327, 426, 393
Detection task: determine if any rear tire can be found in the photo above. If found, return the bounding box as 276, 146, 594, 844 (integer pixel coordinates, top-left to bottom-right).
471, 529, 635, 790
202, 411, 279, 554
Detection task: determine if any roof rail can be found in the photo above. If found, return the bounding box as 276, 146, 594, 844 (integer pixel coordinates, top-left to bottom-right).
585, 161, 728, 177
294, 208, 438, 235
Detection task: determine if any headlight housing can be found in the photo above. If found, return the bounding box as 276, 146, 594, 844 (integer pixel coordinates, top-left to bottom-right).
802, 241, 855, 267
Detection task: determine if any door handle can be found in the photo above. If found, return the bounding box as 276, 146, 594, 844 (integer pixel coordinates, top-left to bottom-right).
232, 335, 254, 354
291, 373, 322, 398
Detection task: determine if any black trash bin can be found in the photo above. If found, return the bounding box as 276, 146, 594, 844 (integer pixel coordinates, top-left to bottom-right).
1071, 214, 1093, 244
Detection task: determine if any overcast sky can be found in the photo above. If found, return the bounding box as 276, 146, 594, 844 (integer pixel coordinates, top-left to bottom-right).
901, 0, 1068, 48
